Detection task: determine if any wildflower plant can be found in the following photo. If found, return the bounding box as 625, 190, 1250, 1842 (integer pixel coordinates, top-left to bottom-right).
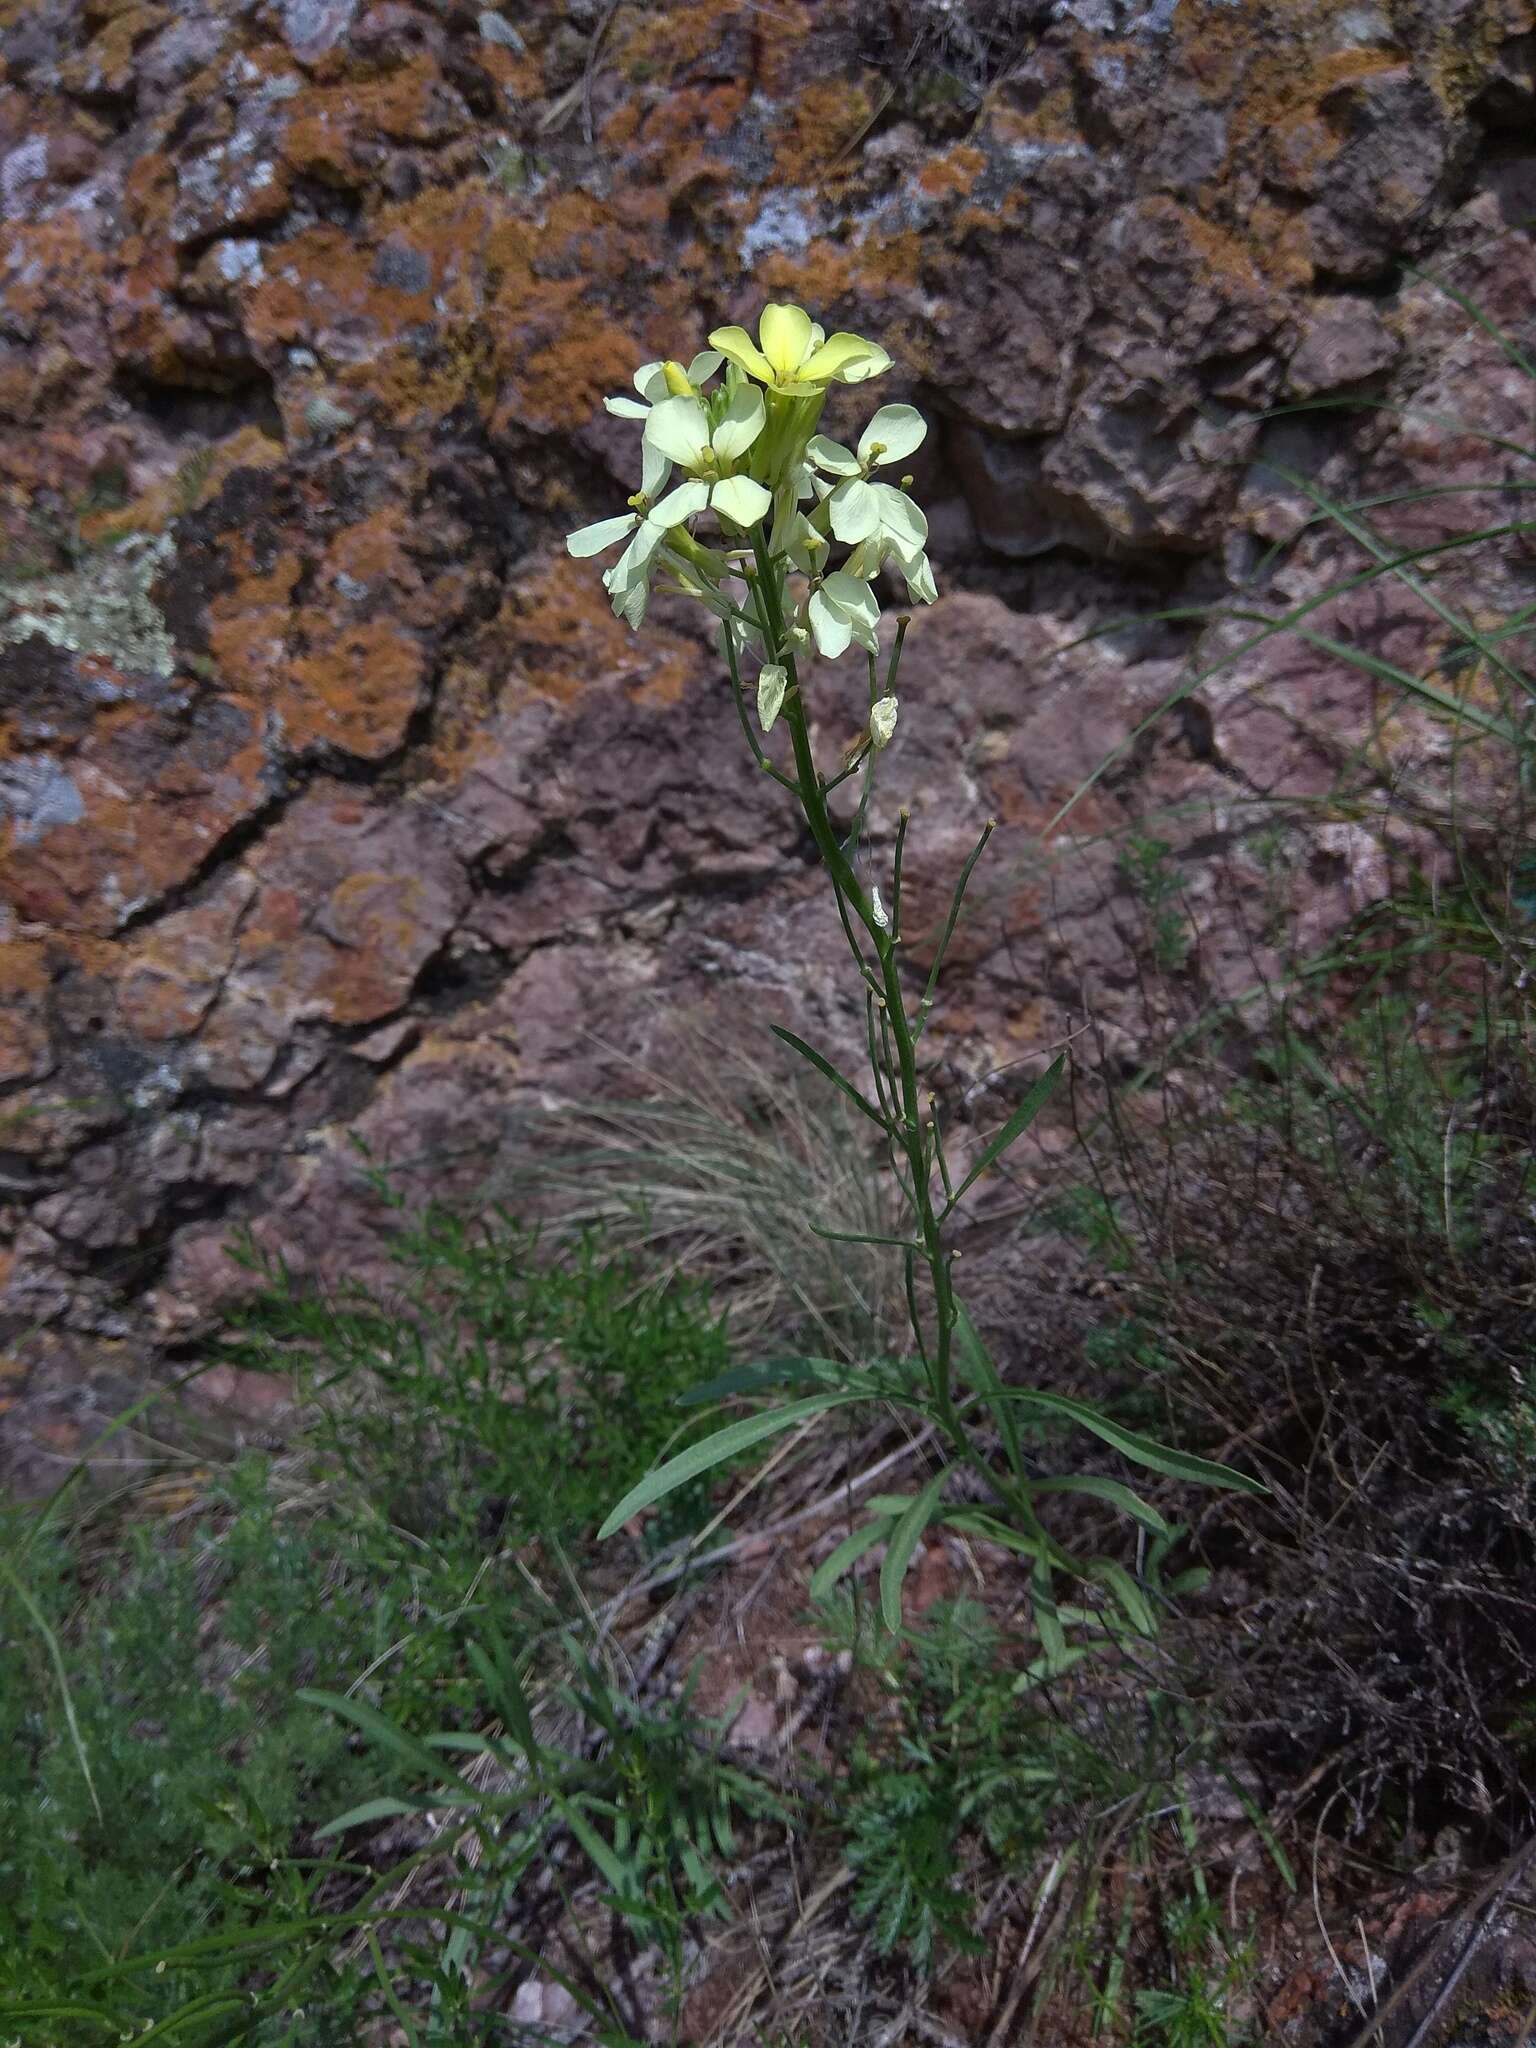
568, 303, 1260, 1636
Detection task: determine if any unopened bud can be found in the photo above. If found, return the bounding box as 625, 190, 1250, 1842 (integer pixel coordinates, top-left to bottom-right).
869, 696, 899, 750
757, 663, 788, 734
662, 360, 693, 397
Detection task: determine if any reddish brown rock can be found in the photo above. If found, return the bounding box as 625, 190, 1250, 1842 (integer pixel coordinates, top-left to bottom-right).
0, 0, 1531, 1473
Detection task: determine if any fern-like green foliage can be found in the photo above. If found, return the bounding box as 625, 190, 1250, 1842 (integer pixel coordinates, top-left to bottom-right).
223, 1200, 734, 1556
0, 1207, 738, 2043
835, 1599, 1160, 1970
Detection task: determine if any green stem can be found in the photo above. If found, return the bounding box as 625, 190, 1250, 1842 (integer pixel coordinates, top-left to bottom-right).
745, 530, 970, 1460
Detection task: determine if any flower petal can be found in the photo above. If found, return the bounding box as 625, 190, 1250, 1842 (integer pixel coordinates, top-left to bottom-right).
710, 473, 773, 527
566, 512, 637, 558
869, 696, 899, 749
798, 333, 892, 385
759, 302, 814, 380
640, 437, 672, 500
829, 478, 881, 545
709, 383, 766, 463
873, 482, 928, 551
643, 394, 711, 470
822, 570, 879, 626
757, 663, 787, 733
687, 349, 724, 385
847, 537, 889, 581
708, 324, 775, 384
648, 478, 711, 527
807, 587, 853, 659
604, 395, 650, 419
858, 403, 926, 466
634, 360, 667, 399
897, 546, 937, 605
603, 517, 665, 591
806, 434, 861, 477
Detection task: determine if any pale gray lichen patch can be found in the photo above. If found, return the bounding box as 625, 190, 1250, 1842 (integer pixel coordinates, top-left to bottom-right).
1, 533, 178, 680
0, 757, 86, 845
740, 190, 818, 267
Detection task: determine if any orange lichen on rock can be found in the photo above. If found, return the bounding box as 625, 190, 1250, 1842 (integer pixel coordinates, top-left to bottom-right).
284, 621, 427, 762
610, 0, 740, 82
282, 56, 461, 184
918, 146, 987, 203
0, 700, 270, 937
0, 937, 52, 1085
770, 76, 878, 185
203, 506, 432, 762
500, 558, 697, 709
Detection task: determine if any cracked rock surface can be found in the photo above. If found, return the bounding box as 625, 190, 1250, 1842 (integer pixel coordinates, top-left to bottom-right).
1, 0, 1532, 1480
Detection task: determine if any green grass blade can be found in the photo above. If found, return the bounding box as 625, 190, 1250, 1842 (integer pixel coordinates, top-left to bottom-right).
952, 1304, 1024, 1482
0, 1555, 102, 1822
1402, 261, 1536, 381
676, 1356, 841, 1406
315, 1796, 426, 1838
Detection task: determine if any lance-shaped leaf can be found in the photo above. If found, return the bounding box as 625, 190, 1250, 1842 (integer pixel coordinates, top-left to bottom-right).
676, 1355, 843, 1407
770, 1024, 889, 1130
597, 1394, 856, 1539
943, 1055, 1065, 1215
809, 1515, 894, 1603
1005, 1389, 1267, 1493
880, 1469, 949, 1631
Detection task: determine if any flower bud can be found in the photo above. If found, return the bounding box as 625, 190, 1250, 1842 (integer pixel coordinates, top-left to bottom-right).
757, 664, 788, 733
662, 360, 694, 397
869, 696, 899, 750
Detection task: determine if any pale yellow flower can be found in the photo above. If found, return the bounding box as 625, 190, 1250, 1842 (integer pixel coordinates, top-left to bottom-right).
709, 303, 891, 395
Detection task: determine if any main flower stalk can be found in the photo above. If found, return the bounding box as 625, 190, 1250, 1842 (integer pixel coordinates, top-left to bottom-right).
568, 303, 1247, 1631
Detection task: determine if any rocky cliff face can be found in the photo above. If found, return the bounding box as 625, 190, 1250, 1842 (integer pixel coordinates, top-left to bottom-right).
1, 0, 1532, 1476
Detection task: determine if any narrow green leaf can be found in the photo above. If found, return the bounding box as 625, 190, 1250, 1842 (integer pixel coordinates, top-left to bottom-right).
1218, 1766, 1297, 1890
315, 1796, 426, 1839
940, 1510, 1046, 1560
299, 1689, 480, 1797
1012, 1644, 1099, 1694
1403, 263, 1536, 384
952, 1305, 1023, 1481
1005, 1391, 1266, 1493
0, 1556, 102, 1822
1293, 625, 1525, 740
879, 1470, 949, 1632
466, 1630, 537, 1756
807, 1221, 922, 1249
943, 1056, 1065, 1214
597, 1394, 854, 1539
676, 1356, 839, 1407
425, 1731, 509, 1757
1032, 1553, 1068, 1669
0, 2004, 113, 2026
1088, 1558, 1158, 1638
556, 1796, 636, 1900
770, 1025, 889, 1129
1031, 1474, 1171, 1536
808, 1517, 892, 1602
